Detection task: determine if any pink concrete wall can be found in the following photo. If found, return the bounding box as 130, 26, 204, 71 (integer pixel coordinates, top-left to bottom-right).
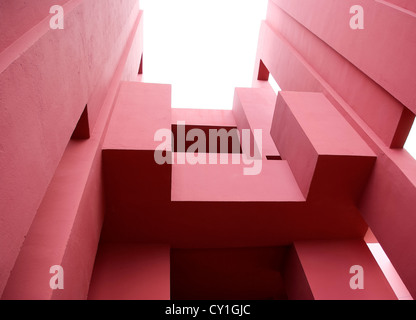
383, 0, 416, 12
285, 240, 397, 300
0, 0, 142, 298
258, 0, 416, 297
88, 244, 170, 300
171, 247, 288, 300
0, 0, 71, 53
100, 85, 371, 249
1, 0, 413, 300
261, 1, 414, 148
270, 0, 416, 115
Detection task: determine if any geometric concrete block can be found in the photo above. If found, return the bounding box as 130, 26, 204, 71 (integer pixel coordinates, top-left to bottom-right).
284, 240, 397, 300
271, 92, 376, 201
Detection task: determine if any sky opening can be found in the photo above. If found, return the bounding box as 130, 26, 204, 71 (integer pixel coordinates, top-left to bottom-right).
140, 0, 268, 110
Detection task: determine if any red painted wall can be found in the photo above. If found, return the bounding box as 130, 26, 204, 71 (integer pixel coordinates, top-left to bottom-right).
1, 0, 142, 298
257, 0, 416, 298
1, 0, 414, 300
0, 0, 71, 53
88, 244, 170, 300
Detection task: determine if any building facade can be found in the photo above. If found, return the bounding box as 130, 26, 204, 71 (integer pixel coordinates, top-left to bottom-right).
1, 0, 416, 300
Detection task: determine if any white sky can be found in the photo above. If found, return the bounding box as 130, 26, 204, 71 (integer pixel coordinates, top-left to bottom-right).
139, 0, 415, 159
405, 124, 416, 159
140, 0, 268, 110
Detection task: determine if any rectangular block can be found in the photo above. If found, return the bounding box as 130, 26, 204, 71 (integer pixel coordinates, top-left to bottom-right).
171, 155, 304, 202
171, 108, 237, 128
271, 91, 376, 199
285, 240, 397, 300
103, 81, 172, 151
233, 87, 281, 159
